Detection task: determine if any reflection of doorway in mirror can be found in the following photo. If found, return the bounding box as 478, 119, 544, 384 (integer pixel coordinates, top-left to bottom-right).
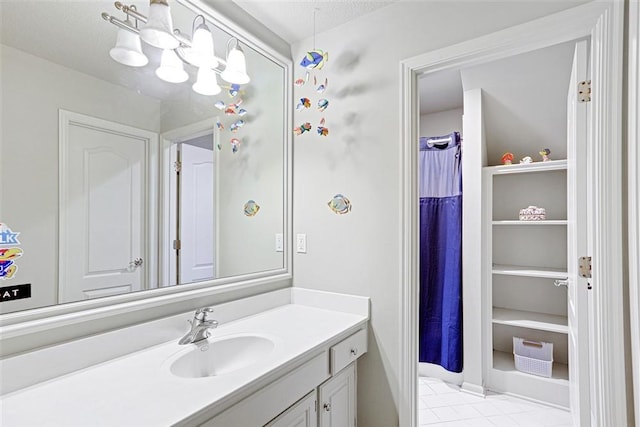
177, 136, 216, 284
59, 111, 158, 303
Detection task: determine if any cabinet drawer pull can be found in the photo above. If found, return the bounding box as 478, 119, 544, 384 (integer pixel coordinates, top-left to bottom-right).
323, 403, 331, 411
350, 348, 358, 356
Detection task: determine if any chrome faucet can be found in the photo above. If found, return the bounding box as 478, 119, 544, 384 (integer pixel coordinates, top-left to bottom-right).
178, 307, 218, 345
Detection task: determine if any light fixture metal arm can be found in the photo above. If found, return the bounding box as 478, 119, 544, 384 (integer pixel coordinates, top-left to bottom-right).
114, 1, 148, 24
102, 12, 140, 34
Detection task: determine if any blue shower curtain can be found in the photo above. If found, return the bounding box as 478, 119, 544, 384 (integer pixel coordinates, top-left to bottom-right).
418, 132, 463, 373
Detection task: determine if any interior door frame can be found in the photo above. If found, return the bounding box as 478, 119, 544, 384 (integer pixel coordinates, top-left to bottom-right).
627, 0, 640, 422
58, 109, 159, 301
398, 2, 625, 426
159, 118, 219, 287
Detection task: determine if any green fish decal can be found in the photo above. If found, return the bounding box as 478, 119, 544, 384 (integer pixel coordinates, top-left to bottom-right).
328, 194, 351, 215
244, 200, 260, 217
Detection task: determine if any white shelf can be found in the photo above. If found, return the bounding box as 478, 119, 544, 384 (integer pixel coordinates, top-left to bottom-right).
492, 264, 567, 279
492, 350, 569, 383
492, 220, 567, 226
486, 159, 567, 175
493, 307, 568, 334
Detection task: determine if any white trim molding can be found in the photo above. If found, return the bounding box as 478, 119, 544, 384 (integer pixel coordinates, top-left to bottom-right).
586, 3, 628, 426
627, 0, 640, 424
399, 55, 419, 427
399, 2, 626, 426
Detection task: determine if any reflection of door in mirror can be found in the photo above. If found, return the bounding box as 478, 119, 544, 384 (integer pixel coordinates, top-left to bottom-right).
59, 111, 157, 303
176, 135, 216, 284
1, 0, 287, 315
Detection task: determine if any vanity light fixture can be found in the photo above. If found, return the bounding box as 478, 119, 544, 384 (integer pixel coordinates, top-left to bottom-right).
193, 67, 222, 96
139, 0, 179, 49
221, 38, 250, 85
156, 49, 189, 83
102, 1, 251, 94
179, 15, 218, 69
109, 15, 149, 67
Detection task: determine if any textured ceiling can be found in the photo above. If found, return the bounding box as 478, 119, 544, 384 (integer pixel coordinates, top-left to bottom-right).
230, 0, 400, 44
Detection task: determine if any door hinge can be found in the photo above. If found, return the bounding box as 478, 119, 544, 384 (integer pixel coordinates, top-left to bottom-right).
578, 80, 591, 103
174, 160, 182, 173
579, 256, 592, 278
173, 239, 181, 250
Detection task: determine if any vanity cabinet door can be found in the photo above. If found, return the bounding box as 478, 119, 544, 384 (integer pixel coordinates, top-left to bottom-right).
318, 363, 356, 427
265, 390, 317, 427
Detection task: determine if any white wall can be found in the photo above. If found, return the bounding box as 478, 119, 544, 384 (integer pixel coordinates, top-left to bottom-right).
215, 47, 285, 277
0, 45, 161, 314
420, 108, 463, 139
290, 2, 590, 425
460, 41, 576, 166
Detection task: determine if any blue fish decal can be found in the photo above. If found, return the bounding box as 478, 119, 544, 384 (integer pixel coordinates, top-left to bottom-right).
300, 49, 328, 70
316, 77, 328, 93
317, 98, 329, 112
230, 119, 245, 132
229, 84, 240, 97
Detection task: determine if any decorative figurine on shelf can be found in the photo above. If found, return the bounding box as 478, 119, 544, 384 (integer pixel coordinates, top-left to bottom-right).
519, 206, 547, 221
539, 148, 551, 162
520, 156, 533, 164
501, 152, 514, 165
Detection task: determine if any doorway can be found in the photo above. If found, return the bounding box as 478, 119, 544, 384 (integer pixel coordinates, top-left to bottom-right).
399, 3, 626, 426
175, 135, 216, 284
159, 119, 218, 287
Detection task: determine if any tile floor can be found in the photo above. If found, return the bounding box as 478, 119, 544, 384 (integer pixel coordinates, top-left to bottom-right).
418, 376, 572, 426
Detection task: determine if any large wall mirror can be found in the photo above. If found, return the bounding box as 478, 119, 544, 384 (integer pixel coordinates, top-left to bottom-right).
0, 0, 291, 316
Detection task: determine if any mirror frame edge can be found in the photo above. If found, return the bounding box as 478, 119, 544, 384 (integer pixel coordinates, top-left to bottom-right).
0, 0, 293, 358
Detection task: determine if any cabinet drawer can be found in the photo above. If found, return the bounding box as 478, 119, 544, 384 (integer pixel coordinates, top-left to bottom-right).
330, 328, 367, 374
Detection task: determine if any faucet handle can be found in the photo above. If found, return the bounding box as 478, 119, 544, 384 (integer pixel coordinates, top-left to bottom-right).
194, 307, 215, 321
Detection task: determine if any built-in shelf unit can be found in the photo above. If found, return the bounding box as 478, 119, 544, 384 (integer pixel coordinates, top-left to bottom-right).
483, 159, 570, 407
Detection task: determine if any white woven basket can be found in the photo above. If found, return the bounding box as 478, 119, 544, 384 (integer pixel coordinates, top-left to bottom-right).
513, 337, 553, 378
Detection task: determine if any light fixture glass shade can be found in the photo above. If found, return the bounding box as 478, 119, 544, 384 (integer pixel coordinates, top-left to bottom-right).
156, 49, 188, 83
221, 44, 250, 84
109, 21, 149, 67
183, 22, 218, 68
192, 67, 221, 96
139, 1, 179, 50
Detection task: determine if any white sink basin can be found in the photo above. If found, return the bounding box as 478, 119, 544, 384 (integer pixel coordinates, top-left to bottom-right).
168, 334, 276, 378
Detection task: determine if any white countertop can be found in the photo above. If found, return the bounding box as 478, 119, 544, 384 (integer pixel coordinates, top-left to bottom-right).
0, 290, 369, 426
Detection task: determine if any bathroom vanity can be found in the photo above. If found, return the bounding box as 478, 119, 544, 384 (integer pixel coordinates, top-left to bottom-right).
0, 288, 369, 426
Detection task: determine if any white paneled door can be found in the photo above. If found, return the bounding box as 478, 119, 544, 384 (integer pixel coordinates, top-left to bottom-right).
566, 40, 590, 427
59, 111, 155, 303
179, 142, 215, 283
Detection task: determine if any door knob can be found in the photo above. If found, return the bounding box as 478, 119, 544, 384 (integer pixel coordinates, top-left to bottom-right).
323, 403, 331, 412
130, 258, 144, 268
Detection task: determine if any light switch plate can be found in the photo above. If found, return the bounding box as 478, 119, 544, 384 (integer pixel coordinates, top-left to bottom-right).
275, 233, 284, 252
296, 234, 307, 253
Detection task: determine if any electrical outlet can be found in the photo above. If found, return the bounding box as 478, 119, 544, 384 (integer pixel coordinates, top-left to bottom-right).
275, 233, 284, 252
296, 234, 307, 253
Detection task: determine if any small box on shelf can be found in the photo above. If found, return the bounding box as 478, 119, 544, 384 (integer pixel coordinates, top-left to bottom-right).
513, 337, 553, 378
519, 206, 547, 221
